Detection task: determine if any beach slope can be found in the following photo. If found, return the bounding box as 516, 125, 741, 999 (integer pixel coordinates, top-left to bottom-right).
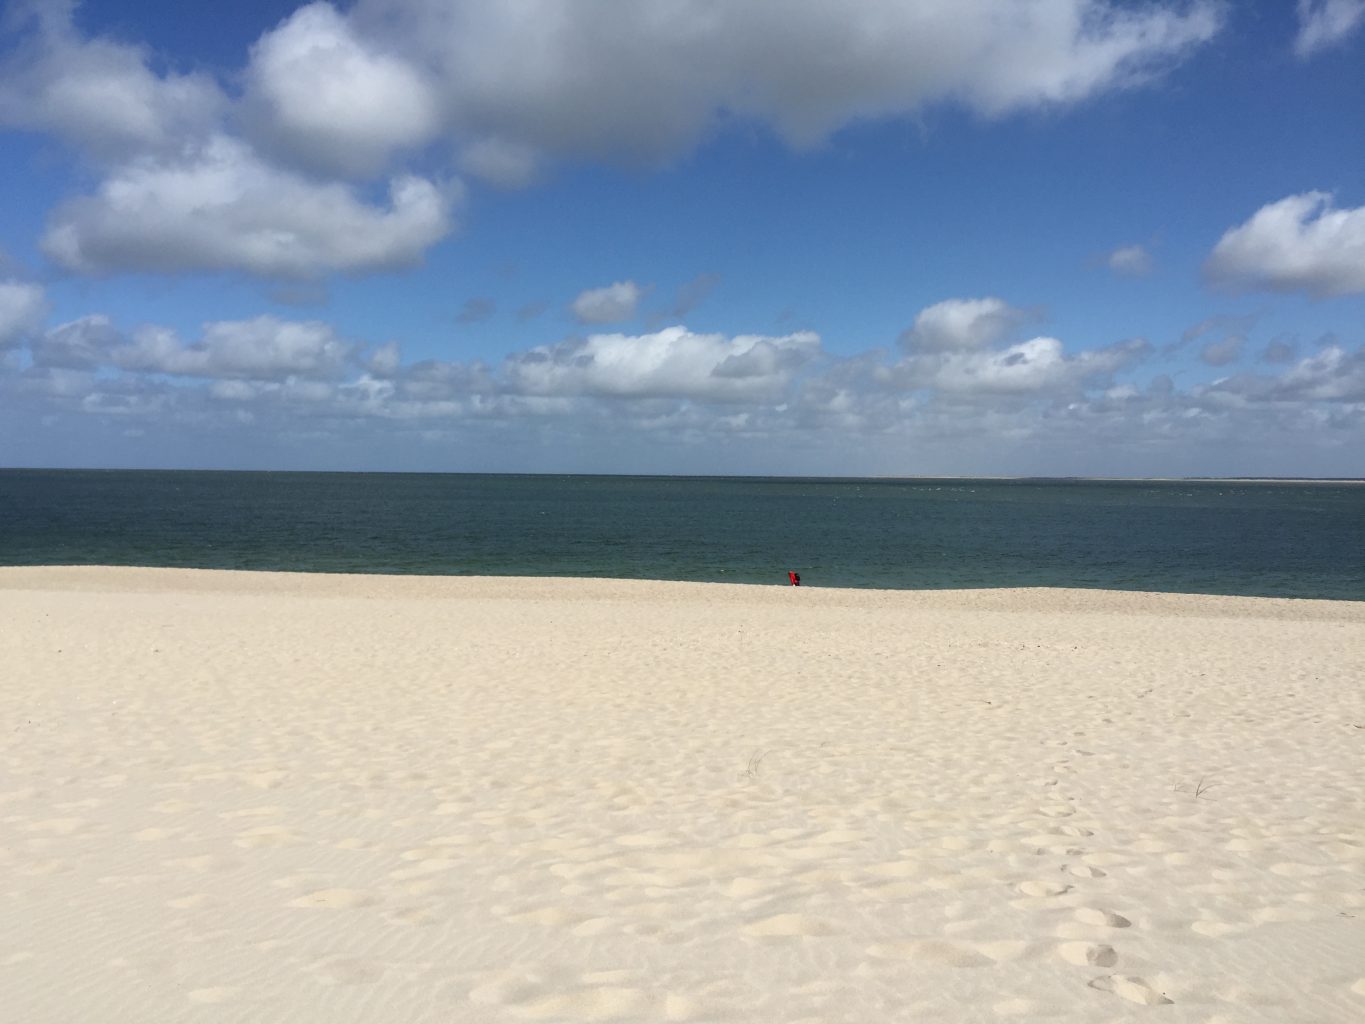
2, 567, 1363, 1023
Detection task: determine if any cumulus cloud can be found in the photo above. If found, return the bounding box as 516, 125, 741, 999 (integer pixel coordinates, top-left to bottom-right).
3, 1, 1229, 290
346, 0, 1223, 167
888, 296, 1147, 400
1105, 244, 1153, 277
900, 336, 1148, 397
7, 302, 1361, 475
571, 281, 645, 325
0, 0, 223, 161
24, 313, 355, 380
1273, 344, 1365, 401
1209, 345, 1365, 403
112, 316, 354, 380
504, 325, 821, 401
900, 297, 1035, 353
41, 135, 457, 278
243, 1, 441, 177
1294, 0, 1365, 57
1205, 192, 1365, 298
0, 280, 47, 347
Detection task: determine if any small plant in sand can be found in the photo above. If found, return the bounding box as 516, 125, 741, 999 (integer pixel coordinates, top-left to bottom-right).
1174, 772, 1219, 800
742, 750, 769, 779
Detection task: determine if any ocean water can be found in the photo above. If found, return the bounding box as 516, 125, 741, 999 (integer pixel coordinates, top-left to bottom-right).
1, 470, 1361, 600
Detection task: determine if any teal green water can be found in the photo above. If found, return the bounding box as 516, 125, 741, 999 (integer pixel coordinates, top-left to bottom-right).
1, 470, 1361, 599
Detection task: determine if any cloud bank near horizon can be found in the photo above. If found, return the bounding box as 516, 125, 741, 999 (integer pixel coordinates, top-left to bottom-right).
4, 284, 1359, 475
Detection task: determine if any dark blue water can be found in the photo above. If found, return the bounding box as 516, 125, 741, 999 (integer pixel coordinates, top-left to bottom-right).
1, 470, 1361, 599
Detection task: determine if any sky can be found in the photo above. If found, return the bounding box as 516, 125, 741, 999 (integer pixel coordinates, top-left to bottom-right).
0, 0, 1362, 477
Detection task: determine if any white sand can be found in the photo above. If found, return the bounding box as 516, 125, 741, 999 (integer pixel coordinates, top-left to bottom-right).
2, 567, 1363, 1023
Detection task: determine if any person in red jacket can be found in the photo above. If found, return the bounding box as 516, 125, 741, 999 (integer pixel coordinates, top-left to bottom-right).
788, 571, 801, 586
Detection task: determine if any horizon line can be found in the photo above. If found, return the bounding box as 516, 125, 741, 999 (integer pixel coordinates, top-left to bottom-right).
2, 466, 1362, 484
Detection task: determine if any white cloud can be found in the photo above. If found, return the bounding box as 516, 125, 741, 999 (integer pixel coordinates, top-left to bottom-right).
504, 325, 821, 401
1207, 345, 1365, 403
41, 135, 457, 278
113, 317, 354, 380
0, 0, 223, 161
0, 280, 47, 347
900, 297, 1033, 352
1205, 192, 1365, 298
571, 281, 645, 324
1105, 244, 1153, 277
1273, 345, 1365, 402
902, 336, 1147, 396
1294, 0, 1365, 57
1, 1, 1230, 298
7, 304, 1361, 476
243, 2, 441, 177
348, 0, 1223, 166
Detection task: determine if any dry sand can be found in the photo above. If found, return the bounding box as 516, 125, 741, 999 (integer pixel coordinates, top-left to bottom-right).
2, 566, 1363, 1023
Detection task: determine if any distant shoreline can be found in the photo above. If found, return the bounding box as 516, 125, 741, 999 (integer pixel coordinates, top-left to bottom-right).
4, 564, 1361, 603
1, 466, 1362, 484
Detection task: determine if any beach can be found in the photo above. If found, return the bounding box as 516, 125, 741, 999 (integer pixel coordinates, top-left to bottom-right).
2, 566, 1362, 1023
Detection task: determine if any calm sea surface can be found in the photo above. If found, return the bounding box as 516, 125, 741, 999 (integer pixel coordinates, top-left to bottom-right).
1, 470, 1361, 599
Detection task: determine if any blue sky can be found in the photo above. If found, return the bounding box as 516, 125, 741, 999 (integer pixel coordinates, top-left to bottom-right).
1, 0, 1362, 476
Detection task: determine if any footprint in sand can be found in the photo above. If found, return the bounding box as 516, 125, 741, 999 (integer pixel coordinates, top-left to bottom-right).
1017, 880, 1072, 898
1073, 907, 1131, 928
1058, 941, 1118, 967
1065, 863, 1106, 878
1087, 974, 1172, 1005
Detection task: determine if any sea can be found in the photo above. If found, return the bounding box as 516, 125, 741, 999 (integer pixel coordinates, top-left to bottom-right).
1, 470, 1361, 600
